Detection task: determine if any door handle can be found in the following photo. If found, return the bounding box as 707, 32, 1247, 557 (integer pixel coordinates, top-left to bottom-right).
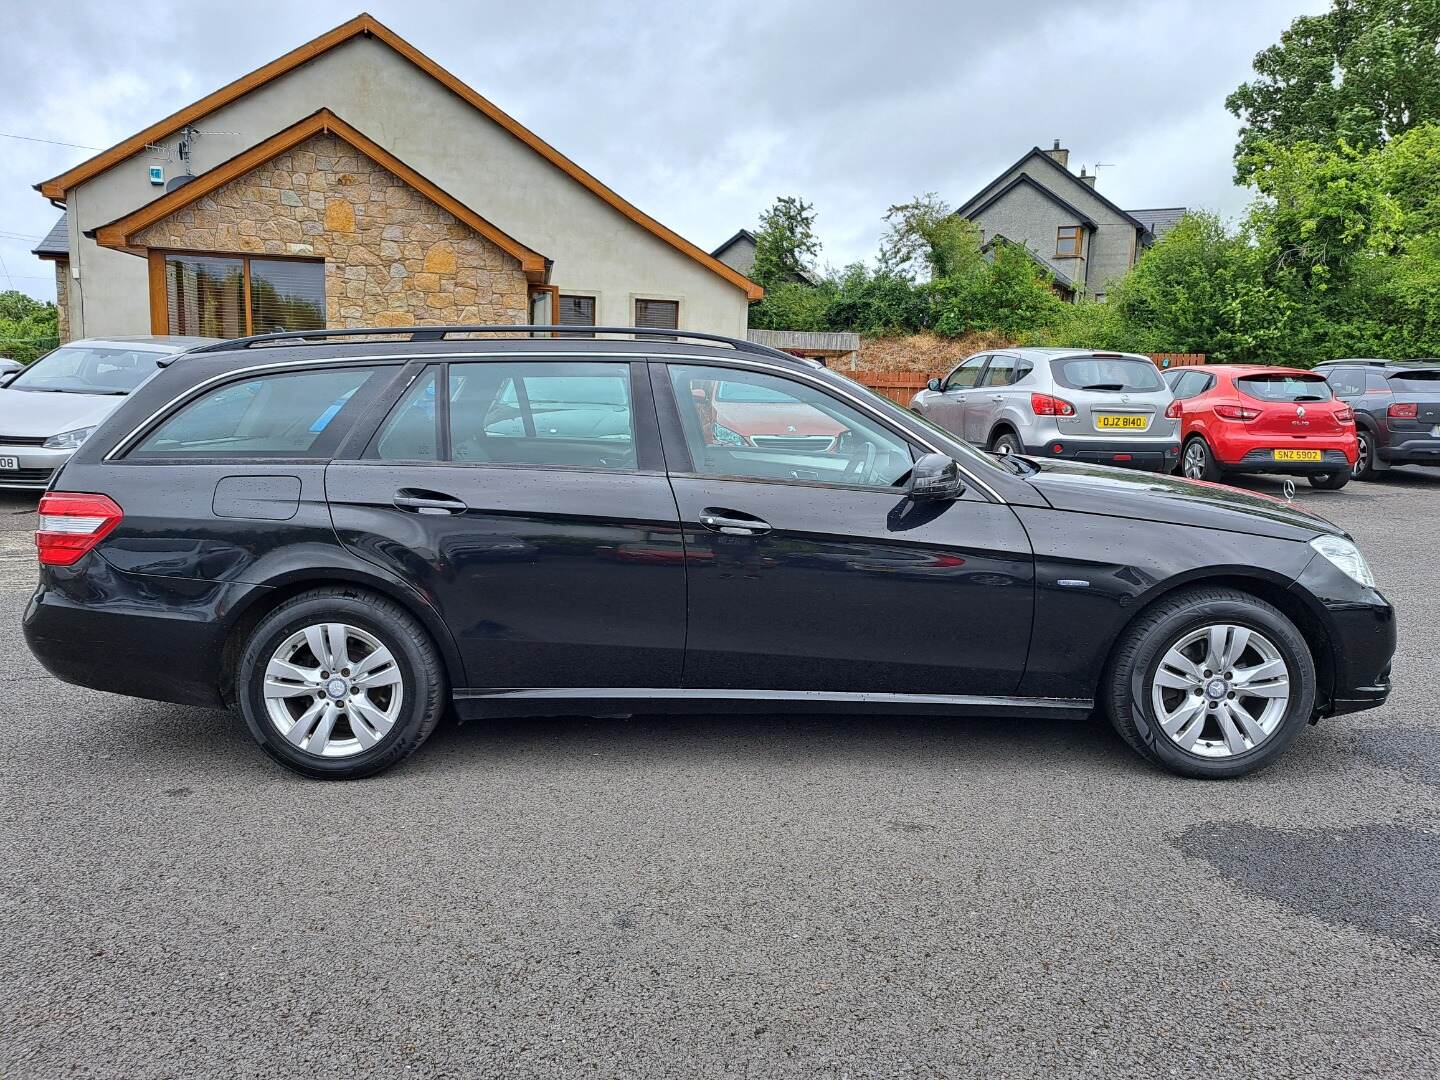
990, 394, 1004, 402
393, 489, 468, 515
698, 508, 772, 536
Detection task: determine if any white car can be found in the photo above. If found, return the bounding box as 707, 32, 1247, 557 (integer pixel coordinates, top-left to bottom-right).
0, 337, 216, 490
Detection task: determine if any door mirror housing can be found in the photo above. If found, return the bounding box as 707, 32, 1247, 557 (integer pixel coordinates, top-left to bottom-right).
908, 453, 965, 502
926, 377, 943, 392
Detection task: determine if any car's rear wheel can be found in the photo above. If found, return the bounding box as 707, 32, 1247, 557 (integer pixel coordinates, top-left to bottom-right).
237, 588, 446, 779
1308, 469, 1350, 490
1352, 429, 1377, 481
991, 430, 1022, 456
1104, 586, 1316, 779
1180, 437, 1221, 482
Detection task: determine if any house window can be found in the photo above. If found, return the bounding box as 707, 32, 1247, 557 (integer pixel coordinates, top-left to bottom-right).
634, 298, 679, 332
558, 294, 596, 336
163, 253, 324, 338
1056, 226, 1084, 258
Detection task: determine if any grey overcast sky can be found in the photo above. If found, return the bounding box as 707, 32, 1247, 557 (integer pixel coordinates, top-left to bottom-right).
1, 0, 1326, 303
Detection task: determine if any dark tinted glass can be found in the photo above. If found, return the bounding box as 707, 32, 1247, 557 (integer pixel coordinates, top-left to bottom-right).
1052, 357, 1163, 392
1236, 375, 1332, 402
134, 368, 374, 457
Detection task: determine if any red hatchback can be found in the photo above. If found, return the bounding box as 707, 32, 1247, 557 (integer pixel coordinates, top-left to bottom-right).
1163, 365, 1358, 489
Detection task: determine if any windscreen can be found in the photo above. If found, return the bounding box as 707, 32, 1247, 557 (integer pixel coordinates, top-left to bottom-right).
8, 346, 160, 395
1050, 356, 1163, 392
1236, 374, 1332, 402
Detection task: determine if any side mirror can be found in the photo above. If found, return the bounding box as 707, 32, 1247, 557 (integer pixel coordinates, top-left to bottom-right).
908, 453, 965, 502
926, 377, 943, 392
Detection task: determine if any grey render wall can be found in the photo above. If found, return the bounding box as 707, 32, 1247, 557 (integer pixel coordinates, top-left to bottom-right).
61, 35, 751, 338
714, 234, 757, 278
966, 159, 1139, 298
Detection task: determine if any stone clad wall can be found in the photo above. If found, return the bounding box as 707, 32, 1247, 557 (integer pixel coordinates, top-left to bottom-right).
53, 261, 70, 343
134, 132, 529, 327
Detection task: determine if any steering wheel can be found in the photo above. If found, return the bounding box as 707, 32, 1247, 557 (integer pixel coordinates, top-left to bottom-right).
845, 439, 877, 483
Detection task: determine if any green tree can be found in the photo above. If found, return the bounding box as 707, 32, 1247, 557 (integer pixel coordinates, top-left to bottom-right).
0, 290, 59, 365
879, 193, 984, 281
750, 195, 820, 288
931, 244, 1066, 337
1227, 0, 1440, 181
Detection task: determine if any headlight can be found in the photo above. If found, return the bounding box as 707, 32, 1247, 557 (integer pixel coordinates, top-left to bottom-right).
43, 426, 97, 450
1310, 535, 1376, 588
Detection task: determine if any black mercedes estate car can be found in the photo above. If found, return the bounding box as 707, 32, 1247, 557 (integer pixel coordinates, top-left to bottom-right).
24, 327, 1394, 780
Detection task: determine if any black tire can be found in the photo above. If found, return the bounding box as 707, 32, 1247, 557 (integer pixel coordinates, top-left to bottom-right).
237, 587, 447, 779
1180, 436, 1222, 482
1351, 428, 1377, 481
1103, 586, 1317, 779
1308, 469, 1350, 490
991, 430, 1023, 456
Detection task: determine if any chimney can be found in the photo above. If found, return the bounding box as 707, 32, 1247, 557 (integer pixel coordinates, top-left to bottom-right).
1043, 139, 1070, 170
1077, 166, 1097, 188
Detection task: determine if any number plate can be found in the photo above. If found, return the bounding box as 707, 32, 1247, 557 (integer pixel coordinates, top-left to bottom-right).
0, 456, 18, 470
1095, 414, 1149, 430
1273, 449, 1323, 462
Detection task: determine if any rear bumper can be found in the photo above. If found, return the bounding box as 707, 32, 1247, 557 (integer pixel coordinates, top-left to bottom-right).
1380, 433, 1440, 466
23, 557, 269, 708
1225, 448, 1354, 474
1025, 437, 1180, 473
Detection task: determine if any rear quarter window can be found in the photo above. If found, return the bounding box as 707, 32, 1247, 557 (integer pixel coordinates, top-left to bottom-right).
1050, 357, 1163, 392
129, 367, 378, 459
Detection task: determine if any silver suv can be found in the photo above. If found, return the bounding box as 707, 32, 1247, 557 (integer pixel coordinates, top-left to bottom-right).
910, 348, 1180, 472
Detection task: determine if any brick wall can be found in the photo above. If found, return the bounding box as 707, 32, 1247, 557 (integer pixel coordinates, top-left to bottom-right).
134, 132, 529, 328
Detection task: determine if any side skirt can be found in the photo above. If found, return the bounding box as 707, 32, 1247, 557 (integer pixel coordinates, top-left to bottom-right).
453, 687, 1094, 721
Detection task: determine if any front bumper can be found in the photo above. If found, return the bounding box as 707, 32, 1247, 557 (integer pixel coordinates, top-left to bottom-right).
0, 443, 74, 490
1289, 552, 1396, 719
1025, 436, 1181, 473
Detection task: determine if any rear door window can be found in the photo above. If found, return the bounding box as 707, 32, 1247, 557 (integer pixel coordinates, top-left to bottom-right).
979, 355, 1019, 387
131, 367, 377, 458
1051, 356, 1163, 392
1236, 374, 1332, 402
1322, 368, 1366, 396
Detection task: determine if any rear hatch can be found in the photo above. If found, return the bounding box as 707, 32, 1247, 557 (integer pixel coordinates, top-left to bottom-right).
1049, 354, 1171, 435
1385, 368, 1440, 432
1236, 372, 1346, 438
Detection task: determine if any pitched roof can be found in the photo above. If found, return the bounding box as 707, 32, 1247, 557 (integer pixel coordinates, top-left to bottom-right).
963, 175, 1098, 231
38, 13, 762, 301
32, 213, 68, 259
957, 147, 1151, 234
1125, 207, 1187, 238
980, 234, 1076, 291
90, 109, 546, 280
710, 228, 756, 258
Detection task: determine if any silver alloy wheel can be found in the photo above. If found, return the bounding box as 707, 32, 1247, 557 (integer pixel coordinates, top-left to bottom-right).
1352, 433, 1370, 478
1182, 441, 1208, 479
262, 622, 404, 758
1149, 624, 1290, 758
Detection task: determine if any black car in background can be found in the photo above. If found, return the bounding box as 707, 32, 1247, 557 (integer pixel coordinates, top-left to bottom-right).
24, 327, 1394, 781
1316, 359, 1440, 479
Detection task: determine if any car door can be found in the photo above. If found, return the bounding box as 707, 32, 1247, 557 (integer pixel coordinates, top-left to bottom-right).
966, 353, 1020, 444
922, 354, 989, 436
655, 360, 1034, 696
326, 357, 686, 691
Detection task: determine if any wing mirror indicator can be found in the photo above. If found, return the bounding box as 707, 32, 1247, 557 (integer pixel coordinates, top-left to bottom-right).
908, 453, 965, 502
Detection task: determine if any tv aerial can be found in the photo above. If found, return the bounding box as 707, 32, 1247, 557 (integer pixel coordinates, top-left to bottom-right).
144, 124, 241, 177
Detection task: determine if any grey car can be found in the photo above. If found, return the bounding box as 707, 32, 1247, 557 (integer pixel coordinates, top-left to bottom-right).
0, 336, 216, 490
910, 348, 1180, 472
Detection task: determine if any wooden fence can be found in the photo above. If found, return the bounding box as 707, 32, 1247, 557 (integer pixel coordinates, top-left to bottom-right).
844, 354, 1207, 404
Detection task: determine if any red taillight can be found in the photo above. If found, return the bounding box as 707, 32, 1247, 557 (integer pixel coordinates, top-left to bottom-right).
1031, 393, 1076, 417
1164, 400, 1182, 419
36, 492, 123, 567
1214, 404, 1260, 421
1336, 405, 1355, 424
1113, 454, 1133, 462
1389, 402, 1419, 419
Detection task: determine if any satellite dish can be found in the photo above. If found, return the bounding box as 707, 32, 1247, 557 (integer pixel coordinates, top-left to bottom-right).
165, 174, 196, 193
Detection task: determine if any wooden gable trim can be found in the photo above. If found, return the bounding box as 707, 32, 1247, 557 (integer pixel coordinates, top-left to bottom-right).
91, 109, 547, 281
41, 13, 763, 301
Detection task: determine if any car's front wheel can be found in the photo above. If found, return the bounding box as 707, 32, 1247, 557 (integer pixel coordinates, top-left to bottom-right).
1104, 586, 1316, 779
237, 587, 447, 779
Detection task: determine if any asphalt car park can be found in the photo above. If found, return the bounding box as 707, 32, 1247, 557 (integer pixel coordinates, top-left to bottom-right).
1, 467, 1437, 1078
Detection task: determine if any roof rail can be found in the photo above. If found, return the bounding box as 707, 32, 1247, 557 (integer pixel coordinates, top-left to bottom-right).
184, 325, 796, 360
